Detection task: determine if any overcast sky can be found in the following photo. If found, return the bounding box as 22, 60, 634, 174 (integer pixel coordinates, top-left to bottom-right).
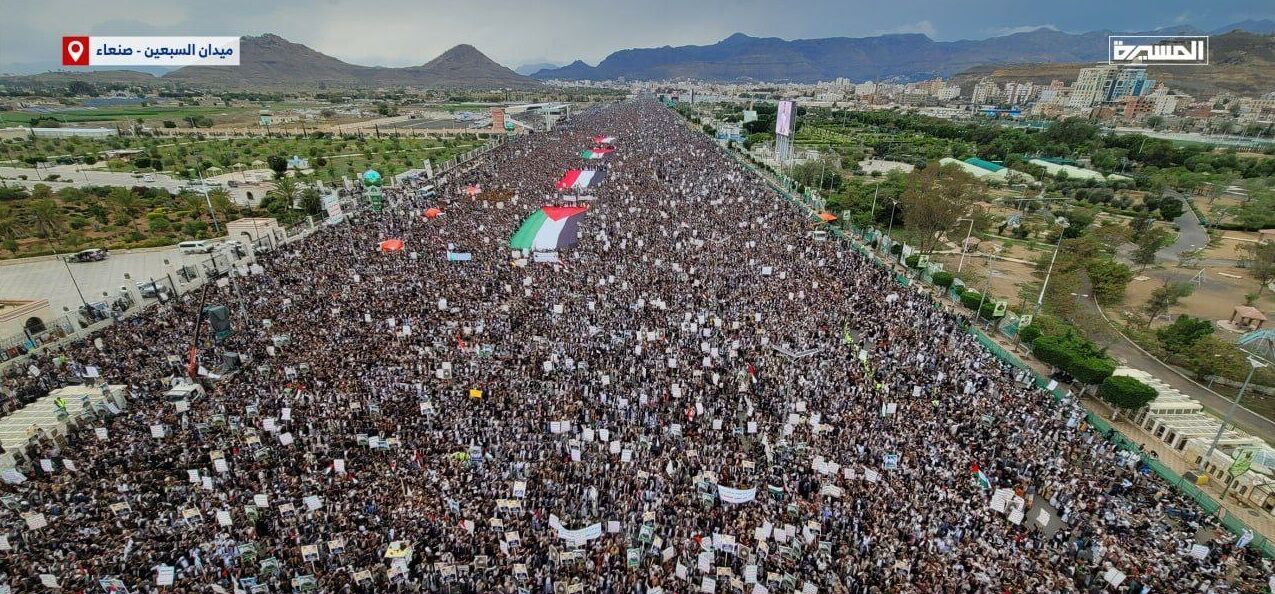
1, 0, 1270, 74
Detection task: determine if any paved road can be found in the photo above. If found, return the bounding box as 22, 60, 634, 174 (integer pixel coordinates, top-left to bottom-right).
0, 166, 184, 192
1073, 284, 1275, 442
1156, 190, 1209, 262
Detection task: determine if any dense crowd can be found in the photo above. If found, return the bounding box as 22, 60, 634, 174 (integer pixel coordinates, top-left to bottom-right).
0, 99, 1269, 593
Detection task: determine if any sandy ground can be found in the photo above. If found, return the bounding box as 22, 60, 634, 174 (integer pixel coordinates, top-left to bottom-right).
1119, 265, 1274, 328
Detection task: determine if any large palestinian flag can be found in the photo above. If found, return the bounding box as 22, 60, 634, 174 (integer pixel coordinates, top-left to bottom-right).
579, 148, 614, 160
510, 206, 588, 251
592, 136, 616, 144
555, 169, 606, 190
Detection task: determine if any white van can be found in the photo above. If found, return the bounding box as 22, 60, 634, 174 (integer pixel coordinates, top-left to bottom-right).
178, 240, 215, 254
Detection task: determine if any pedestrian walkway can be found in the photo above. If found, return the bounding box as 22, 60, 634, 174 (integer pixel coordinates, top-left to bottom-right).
0, 384, 123, 469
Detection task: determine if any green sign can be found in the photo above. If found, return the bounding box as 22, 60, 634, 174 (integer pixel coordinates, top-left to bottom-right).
1229, 451, 1255, 477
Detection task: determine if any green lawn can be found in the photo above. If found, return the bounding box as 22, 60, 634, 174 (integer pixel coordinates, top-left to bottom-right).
0, 105, 246, 126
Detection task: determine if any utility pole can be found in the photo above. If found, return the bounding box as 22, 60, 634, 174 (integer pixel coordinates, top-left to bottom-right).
1199, 357, 1268, 474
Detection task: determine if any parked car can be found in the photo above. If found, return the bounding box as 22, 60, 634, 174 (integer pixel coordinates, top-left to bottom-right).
178, 240, 215, 254
67, 248, 108, 263
136, 281, 172, 300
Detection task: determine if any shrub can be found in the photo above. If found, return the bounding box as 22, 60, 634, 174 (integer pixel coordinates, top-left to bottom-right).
905, 254, 920, 268
960, 290, 984, 310
1018, 324, 1042, 345
1100, 375, 1158, 410
889, 243, 903, 256
931, 271, 954, 288
978, 301, 1005, 321
1031, 333, 1116, 385
1156, 315, 1214, 355
1071, 355, 1117, 385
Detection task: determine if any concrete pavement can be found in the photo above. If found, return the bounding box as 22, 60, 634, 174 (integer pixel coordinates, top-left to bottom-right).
0, 247, 211, 315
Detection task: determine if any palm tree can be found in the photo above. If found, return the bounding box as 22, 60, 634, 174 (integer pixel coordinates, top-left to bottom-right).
107, 187, 145, 233
268, 177, 298, 209
0, 203, 19, 252
300, 187, 323, 216
26, 198, 65, 239
208, 188, 234, 215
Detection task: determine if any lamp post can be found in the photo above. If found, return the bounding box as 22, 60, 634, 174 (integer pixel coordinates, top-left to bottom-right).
887, 199, 899, 259
46, 237, 89, 309
955, 217, 975, 273
1032, 217, 1070, 318
1199, 357, 1267, 474
975, 245, 1002, 328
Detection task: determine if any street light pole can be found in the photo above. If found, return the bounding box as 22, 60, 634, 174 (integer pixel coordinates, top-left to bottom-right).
1199, 357, 1266, 474
46, 237, 89, 309
955, 217, 974, 274
1033, 217, 1070, 318
975, 246, 1000, 328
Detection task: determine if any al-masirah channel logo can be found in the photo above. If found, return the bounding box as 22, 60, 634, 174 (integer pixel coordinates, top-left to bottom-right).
1109, 35, 1208, 66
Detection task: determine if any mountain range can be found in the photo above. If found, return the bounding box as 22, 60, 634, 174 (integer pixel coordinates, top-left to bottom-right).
0, 34, 540, 90
532, 22, 1275, 83
950, 31, 1275, 96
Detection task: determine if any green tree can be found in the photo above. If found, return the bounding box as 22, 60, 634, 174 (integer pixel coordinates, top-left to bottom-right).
900, 163, 978, 254
300, 187, 323, 216
1085, 258, 1134, 306
1241, 241, 1275, 296
1182, 336, 1251, 382
1132, 227, 1170, 272
1157, 197, 1184, 221
1155, 315, 1214, 355
267, 177, 298, 209
1099, 375, 1157, 411
267, 155, 289, 178
1142, 281, 1194, 326
26, 198, 65, 239
107, 187, 146, 233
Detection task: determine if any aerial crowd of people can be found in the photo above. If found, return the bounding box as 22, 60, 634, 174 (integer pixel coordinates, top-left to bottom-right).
0, 99, 1270, 593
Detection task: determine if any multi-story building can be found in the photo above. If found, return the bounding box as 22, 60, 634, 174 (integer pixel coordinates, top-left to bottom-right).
1003, 81, 1036, 105
1107, 65, 1153, 102
971, 78, 1000, 104
936, 85, 961, 101
1237, 97, 1275, 124
1120, 96, 1154, 121
1069, 65, 1117, 108
854, 81, 877, 97
1151, 94, 1182, 116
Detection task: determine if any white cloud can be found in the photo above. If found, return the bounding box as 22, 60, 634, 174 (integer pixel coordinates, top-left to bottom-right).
873, 20, 937, 37
986, 24, 1059, 36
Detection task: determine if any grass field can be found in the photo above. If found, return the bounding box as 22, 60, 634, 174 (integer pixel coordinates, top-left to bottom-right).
1, 135, 483, 181
0, 105, 250, 126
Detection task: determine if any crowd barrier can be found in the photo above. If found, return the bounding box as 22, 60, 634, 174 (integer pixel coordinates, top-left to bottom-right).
723, 144, 1275, 558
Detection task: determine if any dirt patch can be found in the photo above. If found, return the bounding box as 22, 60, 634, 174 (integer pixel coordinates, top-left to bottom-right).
1119, 264, 1274, 333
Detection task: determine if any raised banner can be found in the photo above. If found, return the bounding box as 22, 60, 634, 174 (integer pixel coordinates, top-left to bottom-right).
717, 484, 757, 504
549, 514, 604, 542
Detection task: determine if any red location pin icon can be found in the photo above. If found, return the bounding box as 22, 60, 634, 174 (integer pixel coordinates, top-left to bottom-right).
63, 36, 90, 66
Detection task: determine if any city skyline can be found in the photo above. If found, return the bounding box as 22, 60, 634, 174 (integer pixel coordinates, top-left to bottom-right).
1, 0, 1271, 75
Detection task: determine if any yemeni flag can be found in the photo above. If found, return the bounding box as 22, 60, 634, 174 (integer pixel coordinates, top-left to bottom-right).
555, 170, 604, 190
970, 462, 991, 490
592, 135, 616, 144
510, 206, 588, 251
